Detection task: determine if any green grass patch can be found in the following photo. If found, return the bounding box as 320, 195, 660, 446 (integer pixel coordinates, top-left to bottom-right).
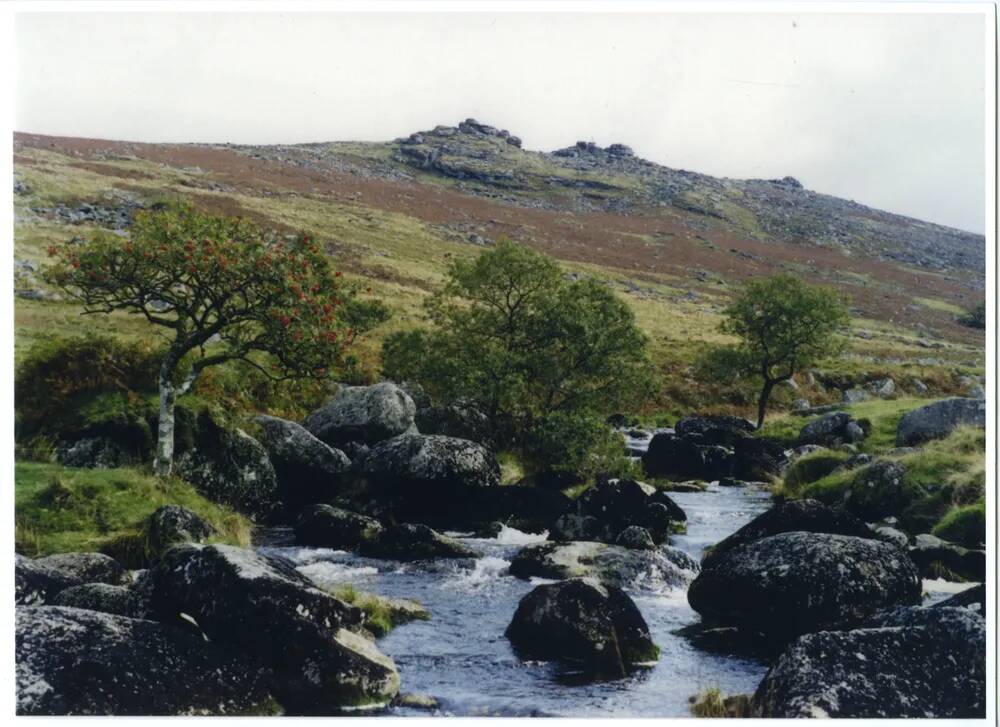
931, 502, 985, 548
14, 462, 252, 558
328, 584, 430, 637
780, 450, 850, 497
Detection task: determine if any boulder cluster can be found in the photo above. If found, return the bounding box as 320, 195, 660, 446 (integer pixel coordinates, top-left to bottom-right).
16, 543, 400, 715
643, 414, 787, 482
684, 498, 986, 718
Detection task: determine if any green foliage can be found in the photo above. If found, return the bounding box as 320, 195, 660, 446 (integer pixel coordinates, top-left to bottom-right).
958, 302, 985, 329
14, 462, 252, 557
932, 503, 985, 547
690, 688, 728, 718
383, 240, 651, 475
525, 411, 637, 484
782, 450, 850, 495
702, 274, 850, 427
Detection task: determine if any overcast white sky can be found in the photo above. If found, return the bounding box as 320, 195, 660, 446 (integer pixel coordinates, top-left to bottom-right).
14, 10, 989, 233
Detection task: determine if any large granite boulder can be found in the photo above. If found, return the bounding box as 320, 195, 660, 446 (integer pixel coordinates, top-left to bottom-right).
175, 419, 279, 522
688, 532, 921, 640
896, 398, 985, 447
303, 382, 416, 447
33, 552, 129, 586
358, 523, 476, 561
550, 478, 685, 546
414, 403, 493, 445
294, 504, 384, 550
731, 437, 789, 480
509, 541, 698, 590
702, 500, 875, 569
15, 555, 82, 605
505, 578, 659, 678
16, 606, 276, 715
146, 544, 399, 712
753, 606, 985, 717
255, 414, 352, 510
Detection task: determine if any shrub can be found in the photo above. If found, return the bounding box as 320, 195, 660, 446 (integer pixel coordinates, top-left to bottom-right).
932, 503, 985, 547
526, 410, 636, 484
958, 302, 985, 329
15, 334, 162, 438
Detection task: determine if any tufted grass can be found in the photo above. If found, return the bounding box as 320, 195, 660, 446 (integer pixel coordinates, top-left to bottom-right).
14, 462, 252, 558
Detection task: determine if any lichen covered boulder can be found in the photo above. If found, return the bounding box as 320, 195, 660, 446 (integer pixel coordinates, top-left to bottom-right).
753, 606, 986, 717
16, 606, 276, 715
146, 544, 399, 711
294, 504, 384, 549
255, 414, 352, 510
51, 583, 141, 617
702, 500, 875, 569
146, 505, 215, 555
506, 578, 659, 678
15, 555, 82, 605
509, 540, 698, 590
303, 382, 416, 447
689, 532, 921, 640
360, 433, 500, 490
895, 398, 985, 447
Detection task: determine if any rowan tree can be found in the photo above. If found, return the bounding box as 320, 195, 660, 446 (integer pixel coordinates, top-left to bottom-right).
45, 202, 369, 475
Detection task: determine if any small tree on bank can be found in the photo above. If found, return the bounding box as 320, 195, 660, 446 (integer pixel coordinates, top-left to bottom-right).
703, 274, 850, 429
382, 240, 652, 466
46, 202, 368, 476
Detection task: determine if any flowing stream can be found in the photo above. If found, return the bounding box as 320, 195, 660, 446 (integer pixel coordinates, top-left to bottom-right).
257, 480, 776, 717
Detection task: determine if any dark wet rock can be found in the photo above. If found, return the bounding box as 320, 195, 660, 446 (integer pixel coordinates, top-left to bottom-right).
15, 555, 82, 605
753, 606, 986, 717
358, 523, 476, 561
933, 583, 984, 617
51, 583, 139, 617
509, 541, 698, 590
255, 415, 352, 510
701, 500, 875, 569
674, 623, 775, 660
303, 382, 416, 447
688, 532, 921, 640
34, 552, 129, 586
146, 505, 215, 555
896, 398, 985, 446
505, 578, 658, 678
55, 436, 133, 469
798, 412, 857, 446
731, 437, 788, 480
616, 526, 657, 550
643, 433, 714, 479
674, 414, 754, 447
550, 478, 685, 545
908, 533, 985, 582
15, 606, 277, 716
294, 504, 384, 549
147, 544, 398, 712
175, 420, 279, 522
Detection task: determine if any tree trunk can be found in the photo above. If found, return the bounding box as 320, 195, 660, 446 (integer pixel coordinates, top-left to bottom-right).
756, 379, 775, 430
153, 364, 178, 477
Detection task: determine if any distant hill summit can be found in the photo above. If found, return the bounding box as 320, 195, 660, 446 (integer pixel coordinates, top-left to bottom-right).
221, 119, 984, 282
